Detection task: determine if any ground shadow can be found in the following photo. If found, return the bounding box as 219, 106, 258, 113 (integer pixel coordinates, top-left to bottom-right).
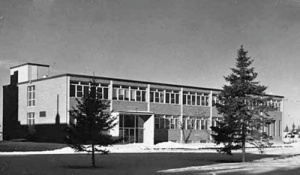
66, 165, 104, 169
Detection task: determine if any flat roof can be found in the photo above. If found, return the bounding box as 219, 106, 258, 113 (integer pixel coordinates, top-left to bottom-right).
10, 63, 50, 69
17, 73, 285, 98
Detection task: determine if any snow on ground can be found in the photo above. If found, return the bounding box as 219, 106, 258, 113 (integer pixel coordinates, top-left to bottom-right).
158, 142, 300, 174
1, 141, 300, 174
0, 141, 298, 155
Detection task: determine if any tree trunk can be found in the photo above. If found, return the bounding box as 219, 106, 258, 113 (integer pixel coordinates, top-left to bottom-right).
92, 143, 96, 167
242, 139, 246, 162
242, 122, 246, 162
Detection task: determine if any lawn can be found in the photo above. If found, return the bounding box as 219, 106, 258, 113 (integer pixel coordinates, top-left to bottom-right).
0, 153, 277, 175
0, 141, 67, 152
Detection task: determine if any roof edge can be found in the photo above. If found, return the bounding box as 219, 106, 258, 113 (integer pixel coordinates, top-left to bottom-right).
16, 72, 285, 98
10, 63, 50, 69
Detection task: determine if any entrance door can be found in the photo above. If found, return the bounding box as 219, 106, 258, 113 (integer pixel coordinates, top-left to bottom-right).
119, 114, 149, 143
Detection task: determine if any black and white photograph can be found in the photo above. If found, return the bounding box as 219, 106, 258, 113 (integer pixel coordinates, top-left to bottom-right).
0, 0, 300, 174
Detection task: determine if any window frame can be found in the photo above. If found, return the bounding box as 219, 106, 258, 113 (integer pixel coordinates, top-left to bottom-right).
27, 85, 35, 107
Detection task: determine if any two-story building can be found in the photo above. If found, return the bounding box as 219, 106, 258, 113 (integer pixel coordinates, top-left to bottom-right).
2, 63, 284, 144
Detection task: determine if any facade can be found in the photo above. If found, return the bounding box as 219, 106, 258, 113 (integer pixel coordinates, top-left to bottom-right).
3, 63, 284, 144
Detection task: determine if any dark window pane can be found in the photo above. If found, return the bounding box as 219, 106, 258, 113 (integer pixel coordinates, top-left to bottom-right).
171, 93, 175, 104
166, 93, 170, 103
104, 88, 108, 99
155, 117, 159, 129
124, 115, 135, 127
165, 119, 170, 129
84, 86, 89, 97
176, 94, 179, 104
136, 91, 141, 101
142, 91, 146, 102
192, 95, 196, 105
197, 96, 200, 106
150, 92, 154, 102
40, 111, 46, 117
70, 85, 75, 97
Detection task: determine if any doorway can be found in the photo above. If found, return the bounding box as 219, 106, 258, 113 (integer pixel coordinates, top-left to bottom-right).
119, 114, 149, 143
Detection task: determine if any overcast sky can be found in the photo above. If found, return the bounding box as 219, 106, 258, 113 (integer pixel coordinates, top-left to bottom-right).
0, 0, 299, 130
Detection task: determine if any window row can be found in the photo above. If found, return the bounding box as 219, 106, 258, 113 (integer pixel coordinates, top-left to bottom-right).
113, 85, 146, 102
182, 117, 210, 130
154, 115, 219, 130
155, 115, 180, 129
70, 82, 109, 99
244, 99, 281, 111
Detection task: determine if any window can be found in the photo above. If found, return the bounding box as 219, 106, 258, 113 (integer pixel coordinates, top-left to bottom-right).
170, 117, 179, 129
186, 119, 194, 129
165, 90, 180, 104
77, 85, 83, 97
155, 115, 179, 129
27, 112, 35, 125
196, 119, 201, 130
131, 87, 146, 102
212, 95, 218, 106
183, 92, 209, 106
97, 85, 109, 99
201, 119, 208, 130
113, 85, 146, 102
39, 111, 46, 117
70, 84, 75, 97
70, 81, 109, 99
150, 89, 164, 103
27, 85, 35, 106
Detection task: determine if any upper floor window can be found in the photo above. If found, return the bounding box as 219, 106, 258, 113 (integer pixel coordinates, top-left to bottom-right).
183, 92, 209, 106
150, 89, 164, 103
150, 89, 180, 104
70, 81, 108, 99
113, 85, 146, 102
212, 94, 219, 106
27, 85, 35, 106
166, 90, 180, 104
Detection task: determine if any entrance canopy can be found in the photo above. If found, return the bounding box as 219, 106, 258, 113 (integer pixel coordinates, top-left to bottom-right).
111, 111, 155, 145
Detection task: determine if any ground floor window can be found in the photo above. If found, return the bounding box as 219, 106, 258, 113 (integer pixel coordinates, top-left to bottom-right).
183, 116, 209, 130
27, 112, 35, 126
155, 115, 179, 129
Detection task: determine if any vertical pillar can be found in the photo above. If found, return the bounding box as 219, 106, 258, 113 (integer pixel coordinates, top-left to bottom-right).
66, 76, 70, 124
144, 114, 154, 145
180, 87, 184, 143
281, 98, 284, 140
109, 80, 113, 111
147, 84, 150, 112
209, 91, 213, 141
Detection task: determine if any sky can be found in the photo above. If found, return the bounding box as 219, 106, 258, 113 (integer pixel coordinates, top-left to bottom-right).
0, 0, 300, 131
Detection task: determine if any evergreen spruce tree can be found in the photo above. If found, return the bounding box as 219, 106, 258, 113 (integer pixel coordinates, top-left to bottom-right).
211, 46, 275, 162
284, 125, 289, 132
65, 79, 118, 167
